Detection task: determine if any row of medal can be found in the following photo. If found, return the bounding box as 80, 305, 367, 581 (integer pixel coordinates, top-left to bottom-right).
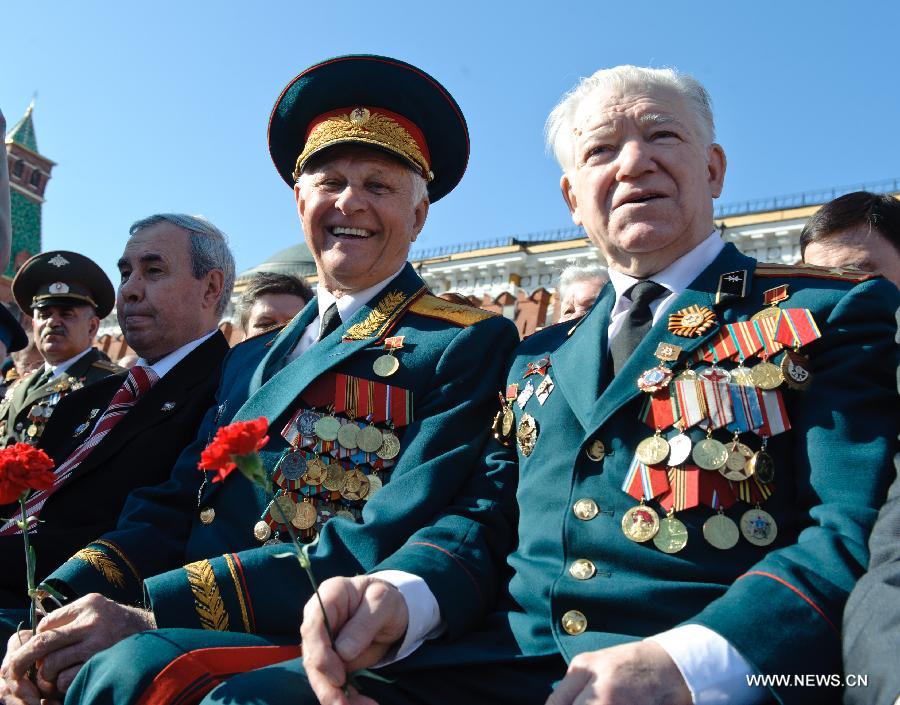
22, 376, 86, 442
621, 288, 822, 553
252, 407, 402, 544
492, 356, 552, 455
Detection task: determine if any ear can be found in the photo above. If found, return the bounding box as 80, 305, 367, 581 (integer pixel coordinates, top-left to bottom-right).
707, 143, 727, 199
294, 182, 306, 219
410, 197, 430, 243
560, 173, 582, 226
202, 269, 226, 311
88, 315, 100, 340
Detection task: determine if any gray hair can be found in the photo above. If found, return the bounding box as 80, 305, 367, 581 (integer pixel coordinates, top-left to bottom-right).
545, 65, 716, 174
129, 213, 236, 316
558, 263, 608, 295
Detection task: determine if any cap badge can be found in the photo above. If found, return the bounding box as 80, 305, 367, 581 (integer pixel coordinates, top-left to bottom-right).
48, 255, 70, 268
48, 282, 70, 294
349, 107, 371, 125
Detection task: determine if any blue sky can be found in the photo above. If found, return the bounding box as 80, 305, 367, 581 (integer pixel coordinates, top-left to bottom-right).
4, 1, 898, 283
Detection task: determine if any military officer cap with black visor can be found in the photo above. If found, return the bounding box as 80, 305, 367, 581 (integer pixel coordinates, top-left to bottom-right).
268, 53, 469, 201
12, 250, 115, 319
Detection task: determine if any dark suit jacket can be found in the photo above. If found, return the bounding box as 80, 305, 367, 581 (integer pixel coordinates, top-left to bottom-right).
0, 331, 229, 608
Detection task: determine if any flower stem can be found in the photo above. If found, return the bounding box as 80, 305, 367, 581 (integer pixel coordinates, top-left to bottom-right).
19, 496, 36, 633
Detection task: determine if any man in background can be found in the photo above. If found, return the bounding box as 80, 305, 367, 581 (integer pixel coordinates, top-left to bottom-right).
235, 271, 313, 338
801, 190, 900, 287
0, 251, 121, 447
556, 263, 608, 322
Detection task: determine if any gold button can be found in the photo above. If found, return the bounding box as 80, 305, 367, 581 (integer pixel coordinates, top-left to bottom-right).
573, 498, 599, 521
569, 559, 597, 580
561, 610, 587, 635
585, 439, 605, 462
199, 507, 215, 525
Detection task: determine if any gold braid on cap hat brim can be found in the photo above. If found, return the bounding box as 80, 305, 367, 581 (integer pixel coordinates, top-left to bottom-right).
293, 112, 433, 182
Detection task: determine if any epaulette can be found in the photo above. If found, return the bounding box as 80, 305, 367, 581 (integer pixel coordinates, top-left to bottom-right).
407, 294, 498, 328
4, 368, 19, 382
92, 360, 126, 373
754, 262, 879, 283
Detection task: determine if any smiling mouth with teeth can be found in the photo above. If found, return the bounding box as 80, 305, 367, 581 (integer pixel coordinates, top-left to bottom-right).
330, 226, 374, 239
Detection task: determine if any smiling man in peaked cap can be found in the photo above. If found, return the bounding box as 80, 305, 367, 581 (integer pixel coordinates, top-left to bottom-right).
0, 55, 519, 705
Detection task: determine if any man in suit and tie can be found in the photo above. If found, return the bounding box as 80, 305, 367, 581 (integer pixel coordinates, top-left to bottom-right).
213, 65, 900, 705
0, 251, 122, 448
0, 55, 519, 705
0, 214, 233, 653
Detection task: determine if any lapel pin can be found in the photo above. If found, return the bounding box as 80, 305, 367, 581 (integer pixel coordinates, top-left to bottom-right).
73, 422, 90, 437
161, 402, 176, 412
88, 408, 100, 419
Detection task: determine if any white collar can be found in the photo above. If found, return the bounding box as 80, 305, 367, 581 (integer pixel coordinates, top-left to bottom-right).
316, 266, 407, 326
136, 329, 219, 379
46, 347, 94, 378
607, 230, 724, 303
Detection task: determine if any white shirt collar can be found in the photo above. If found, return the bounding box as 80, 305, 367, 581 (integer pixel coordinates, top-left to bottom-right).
608, 230, 724, 305
46, 347, 94, 378
315, 266, 407, 333
136, 329, 219, 379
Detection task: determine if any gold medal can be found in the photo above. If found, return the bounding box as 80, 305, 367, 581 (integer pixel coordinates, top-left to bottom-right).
721, 442, 754, 481
253, 520, 272, 542
373, 354, 400, 377
748, 450, 775, 484
668, 305, 716, 337
692, 438, 729, 470
702, 512, 739, 550
357, 425, 384, 454
376, 431, 401, 460
740, 508, 778, 546
322, 460, 346, 491
314, 415, 341, 442
780, 350, 812, 390
336, 422, 360, 450
341, 469, 370, 501
26, 424, 39, 438
291, 500, 317, 530
501, 406, 515, 437
750, 361, 783, 390
636, 434, 670, 466
653, 514, 688, 553
621, 504, 660, 543
516, 413, 538, 457
199, 507, 215, 525
271, 495, 297, 524
304, 456, 327, 485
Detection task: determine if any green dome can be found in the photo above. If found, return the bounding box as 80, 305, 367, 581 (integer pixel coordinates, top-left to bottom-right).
239, 242, 316, 280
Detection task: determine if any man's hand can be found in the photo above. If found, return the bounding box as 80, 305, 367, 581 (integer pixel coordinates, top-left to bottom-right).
0, 593, 156, 703
300, 575, 409, 705
546, 641, 692, 705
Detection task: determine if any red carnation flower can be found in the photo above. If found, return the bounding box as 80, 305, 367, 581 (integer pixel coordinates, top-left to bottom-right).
198, 417, 269, 484
0, 444, 55, 504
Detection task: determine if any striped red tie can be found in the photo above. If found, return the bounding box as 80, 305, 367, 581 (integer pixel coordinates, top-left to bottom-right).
0, 366, 159, 536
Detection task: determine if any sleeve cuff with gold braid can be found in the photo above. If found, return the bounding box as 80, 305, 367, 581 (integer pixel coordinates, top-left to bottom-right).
45, 540, 144, 606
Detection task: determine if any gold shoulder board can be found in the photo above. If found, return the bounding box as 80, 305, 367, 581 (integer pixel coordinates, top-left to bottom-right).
754, 262, 878, 282
407, 294, 498, 328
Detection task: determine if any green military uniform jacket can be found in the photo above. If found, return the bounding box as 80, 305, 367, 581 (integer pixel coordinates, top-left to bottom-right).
371, 244, 899, 705
45, 264, 519, 638
0, 348, 121, 447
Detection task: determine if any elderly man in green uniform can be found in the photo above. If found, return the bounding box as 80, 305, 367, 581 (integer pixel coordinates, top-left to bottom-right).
0, 251, 121, 447
156, 65, 900, 705
0, 55, 519, 705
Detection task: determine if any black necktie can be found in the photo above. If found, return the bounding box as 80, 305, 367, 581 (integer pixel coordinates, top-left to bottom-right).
317, 303, 342, 341
609, 280, 668, 375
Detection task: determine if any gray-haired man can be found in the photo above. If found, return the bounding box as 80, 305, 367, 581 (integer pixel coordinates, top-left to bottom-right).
0, 214, 233, 670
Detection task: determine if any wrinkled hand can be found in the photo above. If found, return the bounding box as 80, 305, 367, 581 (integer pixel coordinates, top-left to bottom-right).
0, 593, 155, 704
546, 641, 691, 705
300, 575, 408, 705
